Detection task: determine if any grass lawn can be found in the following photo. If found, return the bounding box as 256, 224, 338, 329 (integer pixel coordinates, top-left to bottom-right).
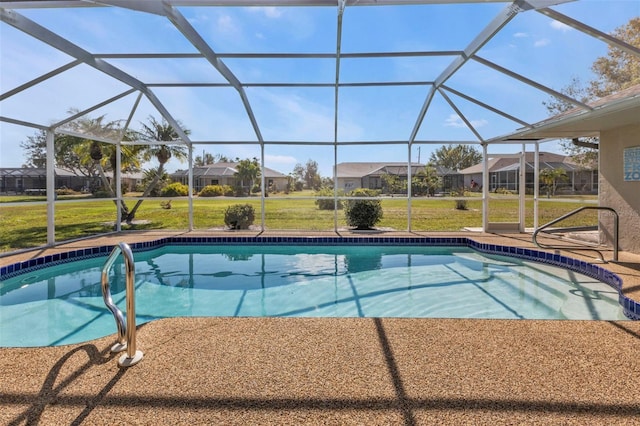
0, 193, 598, 253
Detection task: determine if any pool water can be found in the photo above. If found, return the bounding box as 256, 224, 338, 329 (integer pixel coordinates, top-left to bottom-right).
0, 245, 627, 347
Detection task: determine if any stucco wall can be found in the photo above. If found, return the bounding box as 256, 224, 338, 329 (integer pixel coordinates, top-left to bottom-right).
599, 123, 640, 254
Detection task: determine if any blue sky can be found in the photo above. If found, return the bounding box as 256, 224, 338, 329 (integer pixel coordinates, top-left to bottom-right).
1, 1, 638, 177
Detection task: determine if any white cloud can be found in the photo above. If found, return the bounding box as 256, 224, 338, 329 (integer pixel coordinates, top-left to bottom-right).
265, 154, 297, 165
471, 119, 489, 128
444, 114, 488, 129
534, 38, 551, 48
513, 32, 528, 38
217, 14, 239, 35
246, 6, 283, 19
550, 20, 572, 33
444, 114, 465, 128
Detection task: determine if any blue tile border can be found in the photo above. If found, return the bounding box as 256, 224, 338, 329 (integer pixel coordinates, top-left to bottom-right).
1, 236, 638, 320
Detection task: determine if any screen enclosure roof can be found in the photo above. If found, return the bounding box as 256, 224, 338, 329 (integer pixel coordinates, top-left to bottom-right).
1, 0, 639, 151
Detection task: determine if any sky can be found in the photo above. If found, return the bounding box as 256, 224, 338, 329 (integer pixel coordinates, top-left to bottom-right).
1, 0, 639, 177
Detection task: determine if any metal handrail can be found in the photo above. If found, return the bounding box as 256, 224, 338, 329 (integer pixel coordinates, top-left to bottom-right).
532, 206, 618, 262
101, 242, 143, 367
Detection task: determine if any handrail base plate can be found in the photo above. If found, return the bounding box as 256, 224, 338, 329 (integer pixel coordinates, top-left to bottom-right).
118, 350, 144, 368
111, 342, 127, 353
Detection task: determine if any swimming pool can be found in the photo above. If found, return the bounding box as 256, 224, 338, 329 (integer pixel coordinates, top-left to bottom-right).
1, 236, 633, 347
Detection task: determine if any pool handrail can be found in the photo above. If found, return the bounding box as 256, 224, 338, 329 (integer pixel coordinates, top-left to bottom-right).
101, 242, 143, 367
532, 206, 618, 263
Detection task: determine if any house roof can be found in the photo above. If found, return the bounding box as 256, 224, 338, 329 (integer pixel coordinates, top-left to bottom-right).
496, 84, 640, 142
336, 162, 425, 178
1, 167, 85, 177
493, 161, 584, 173
336, 162, 460, 178
171, 163, 286, 179
458, 152, 576, 174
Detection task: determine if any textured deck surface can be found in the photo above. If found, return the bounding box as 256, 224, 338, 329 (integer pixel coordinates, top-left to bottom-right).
2, 231, 640, 425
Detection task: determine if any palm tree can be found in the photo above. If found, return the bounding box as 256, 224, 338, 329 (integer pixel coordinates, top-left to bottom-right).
57, 113, 141, 217
234, 157, 260, 196
540, 168, 568, 197
125, 116, 189, 222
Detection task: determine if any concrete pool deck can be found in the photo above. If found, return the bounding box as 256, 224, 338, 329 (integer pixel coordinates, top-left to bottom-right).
1, 230, 640, 424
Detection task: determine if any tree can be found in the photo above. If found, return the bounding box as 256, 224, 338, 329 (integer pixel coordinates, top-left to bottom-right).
412, 164, 442, 196
381, 173, 406, 194
194, 152, 229, 166
234, 157, 261, 196
291, 159, 322, 190
545, 18, 639, 166
543, 77, 599, 168
429, 145, 482, 171
291, 163, 305, 190
589, 17, 640, 98
20, 130, 47, 168
539, 168, 568, 197
303, 159, 322, 190
125, 116, 189, 222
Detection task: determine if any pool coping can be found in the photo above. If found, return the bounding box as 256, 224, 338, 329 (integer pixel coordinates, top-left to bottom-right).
2, 235, 638, 320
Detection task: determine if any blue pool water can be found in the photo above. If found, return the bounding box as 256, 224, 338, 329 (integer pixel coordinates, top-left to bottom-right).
0, 245, 627, 347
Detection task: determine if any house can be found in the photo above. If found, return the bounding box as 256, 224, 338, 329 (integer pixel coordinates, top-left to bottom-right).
459, 152, 597, 194
0, 167, 88, 194
0, 167, 144, 194
169, 163, 288, 193
334, 162, 462, 193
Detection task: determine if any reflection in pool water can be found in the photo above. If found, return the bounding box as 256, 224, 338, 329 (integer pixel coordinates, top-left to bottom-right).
0, 245, 627, 347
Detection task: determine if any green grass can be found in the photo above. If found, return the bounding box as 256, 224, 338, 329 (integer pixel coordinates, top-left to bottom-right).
0, 194, 598, 253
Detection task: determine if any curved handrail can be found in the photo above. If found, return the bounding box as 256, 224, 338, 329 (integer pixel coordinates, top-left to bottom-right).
532, 206, 618, 262
101, 242, 143, 367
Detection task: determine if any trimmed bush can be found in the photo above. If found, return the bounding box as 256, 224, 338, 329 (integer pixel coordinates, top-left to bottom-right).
314, 187, 344, 210
199, 184, 234, 197
344, 188, 383, 230
224, 204, 255, 230
161, 182, 189, 197
452, 188, 468, 210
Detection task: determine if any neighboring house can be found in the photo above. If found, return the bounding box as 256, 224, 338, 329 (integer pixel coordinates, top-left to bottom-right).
169, 163, 288, 193
0, 167, 144, 194
0, 167, 88, 194
103, 171, 144, 192
335, 162, 462, 193
459, 152, 597, 194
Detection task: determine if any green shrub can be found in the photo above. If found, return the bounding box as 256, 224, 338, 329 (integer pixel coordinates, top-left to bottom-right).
161, 182, 189, 197
224, 204, 255, 230
455, 199, 468, 210
452, 188, 468, 210
349, 188, 381, 197
93, 190, 112, 198
199, 185, 224, 197
344, 188, 383, 229
314, 187, 344, 210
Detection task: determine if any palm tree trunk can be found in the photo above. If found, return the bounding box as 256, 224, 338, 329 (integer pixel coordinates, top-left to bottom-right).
125, 164, 164, 223
97, 162, 131, 219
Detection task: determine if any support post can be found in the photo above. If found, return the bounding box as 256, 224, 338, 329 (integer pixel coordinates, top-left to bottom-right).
188, 144, 194, 231
534, 143, 539, 230
260, 144, 265, 232
116, 142, 122, 231
407, 144, 412, 232
46, 130, 55, 246
482, 144, 488, 232
519, 144, 526, 232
